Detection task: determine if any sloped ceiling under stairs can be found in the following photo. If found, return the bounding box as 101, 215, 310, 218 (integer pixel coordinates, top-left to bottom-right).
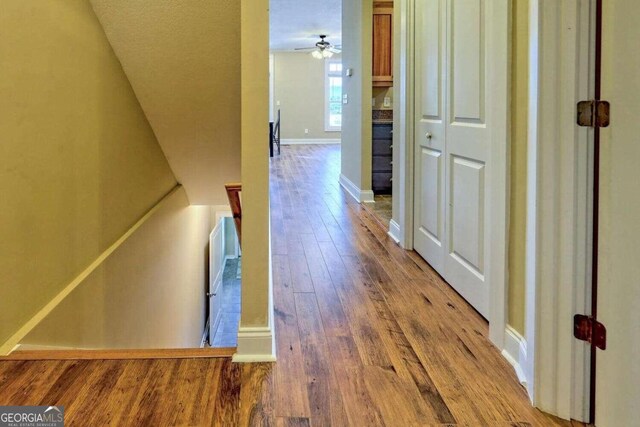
90, 0, 241, 205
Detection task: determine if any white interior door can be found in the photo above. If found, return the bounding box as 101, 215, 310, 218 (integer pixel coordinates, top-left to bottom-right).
414, 0, 447, 274
414, 0, 506, 317
209, 219, 225, 343
596, 0, 640, 424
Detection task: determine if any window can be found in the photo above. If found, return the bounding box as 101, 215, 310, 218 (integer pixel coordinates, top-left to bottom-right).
325, 61, 343, 132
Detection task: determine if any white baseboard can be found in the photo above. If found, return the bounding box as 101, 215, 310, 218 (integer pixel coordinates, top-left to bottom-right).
502, 326, 530, 401
388, 219, 401, 244
232, 326, 276, 363
361, 191, 375, 203
339, 174, 375, 203
281, 138, 341, 145
12, 344, 77, 352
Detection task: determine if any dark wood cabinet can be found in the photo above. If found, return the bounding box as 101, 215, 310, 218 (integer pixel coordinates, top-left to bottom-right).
372, 123, 393, 194
373, 1, 393, 87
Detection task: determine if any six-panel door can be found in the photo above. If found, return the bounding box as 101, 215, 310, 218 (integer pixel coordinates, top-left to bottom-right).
414, 0, 493, 317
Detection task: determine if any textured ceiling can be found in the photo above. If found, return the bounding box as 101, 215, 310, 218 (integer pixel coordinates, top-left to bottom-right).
89, 0, 241, 205
270, 0, 342, 51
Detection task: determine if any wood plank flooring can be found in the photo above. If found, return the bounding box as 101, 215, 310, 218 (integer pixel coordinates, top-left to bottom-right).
0, 144, 586, 426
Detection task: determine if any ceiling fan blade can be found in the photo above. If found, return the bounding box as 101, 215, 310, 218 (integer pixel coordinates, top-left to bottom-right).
329, 48, 341, 53
294, 47, 316, 51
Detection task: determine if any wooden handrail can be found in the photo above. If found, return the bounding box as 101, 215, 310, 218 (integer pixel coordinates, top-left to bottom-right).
225, 183, 242, 247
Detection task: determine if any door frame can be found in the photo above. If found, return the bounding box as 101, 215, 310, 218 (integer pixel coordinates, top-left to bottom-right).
523, 0, 593, 421
392, 0, 511, 350
393, 0, 593, 422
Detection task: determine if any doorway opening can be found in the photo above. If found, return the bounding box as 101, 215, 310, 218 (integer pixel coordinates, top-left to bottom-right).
269, 1, 343, 154
207, 215, 242, 349
363, 1, 395, 228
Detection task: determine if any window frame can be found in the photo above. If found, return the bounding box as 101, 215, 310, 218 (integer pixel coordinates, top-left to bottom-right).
324, 60, 343, 132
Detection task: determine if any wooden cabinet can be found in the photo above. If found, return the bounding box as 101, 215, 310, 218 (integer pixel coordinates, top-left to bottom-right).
372, 1, 393, 87
372, 123, 393, 194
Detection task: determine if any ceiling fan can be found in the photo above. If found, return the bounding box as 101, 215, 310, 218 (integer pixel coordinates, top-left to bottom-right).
294, 35, 341, 59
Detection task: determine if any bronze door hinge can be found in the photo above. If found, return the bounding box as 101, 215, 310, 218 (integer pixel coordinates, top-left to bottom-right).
577, 100, 610, 128
574, 314, 607, 350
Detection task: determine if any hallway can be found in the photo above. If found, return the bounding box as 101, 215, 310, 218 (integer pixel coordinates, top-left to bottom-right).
268, 144, 575, 425
0, 145, 582, 426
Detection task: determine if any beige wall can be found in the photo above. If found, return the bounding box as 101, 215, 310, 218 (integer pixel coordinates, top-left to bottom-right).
0, 0, 180, 350
240, 0, 271, 332
272, 52, 342, 140
508, 0, 529, 335
22, 188, 211, 349
90, 0, 241, 205
0, 1, 220, 352
373, 86, 394, 111
341, 0, 373, 191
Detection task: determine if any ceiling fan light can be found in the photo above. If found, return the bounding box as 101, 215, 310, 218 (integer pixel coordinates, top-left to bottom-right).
311, 50, 323, 59
323, 50, 334, 58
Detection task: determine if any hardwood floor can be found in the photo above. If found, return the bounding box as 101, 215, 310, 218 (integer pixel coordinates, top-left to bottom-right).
0, 144, 585, 426
269, 145, 578, 426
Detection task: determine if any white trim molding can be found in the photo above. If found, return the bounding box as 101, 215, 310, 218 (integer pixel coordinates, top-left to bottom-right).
232, 326, 276, 363
486, 0, 512, 351
281, 138, 341, 145
339, 174, 375, 203
325, 59, 343, 132
525, 0, 593, 422
388, 219, 401, 244
502, 326, 530, 392
392, 0, 415, 250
